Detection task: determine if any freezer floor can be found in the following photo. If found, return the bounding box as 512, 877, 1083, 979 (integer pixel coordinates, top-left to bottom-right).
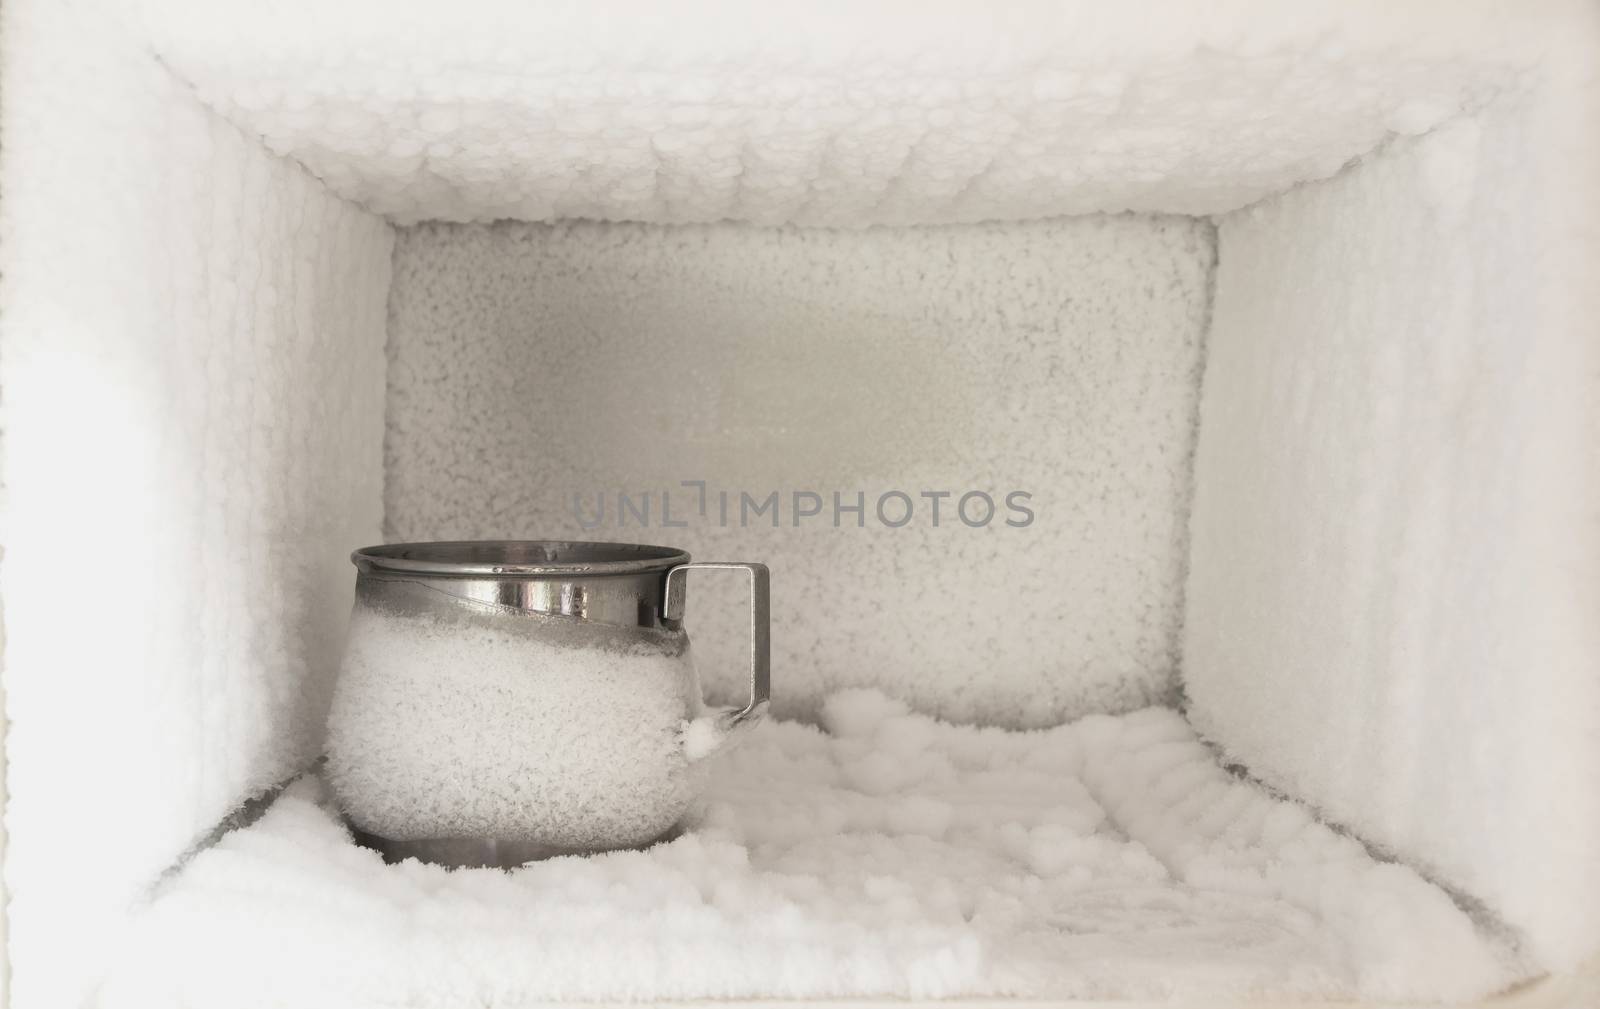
103, 693, 1525, 1005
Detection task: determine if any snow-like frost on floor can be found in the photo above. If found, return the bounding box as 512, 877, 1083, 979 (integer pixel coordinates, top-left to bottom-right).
105, 692, 1527, 1006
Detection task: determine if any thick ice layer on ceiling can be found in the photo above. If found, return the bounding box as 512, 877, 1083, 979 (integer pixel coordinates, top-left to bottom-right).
103, 695, 1526, 1005
134, 0, 1534, 225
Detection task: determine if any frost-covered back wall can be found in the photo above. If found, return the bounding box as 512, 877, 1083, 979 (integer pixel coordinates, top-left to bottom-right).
3, 0, 1599, 1005
383, 217, 1213, 726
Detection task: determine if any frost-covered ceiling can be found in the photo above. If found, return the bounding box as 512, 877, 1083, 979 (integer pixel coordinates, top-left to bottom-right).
137, 0, 1536, 225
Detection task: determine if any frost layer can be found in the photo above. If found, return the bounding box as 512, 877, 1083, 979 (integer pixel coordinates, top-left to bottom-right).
107, 693, 1526, 1005
326, 605, 707, 848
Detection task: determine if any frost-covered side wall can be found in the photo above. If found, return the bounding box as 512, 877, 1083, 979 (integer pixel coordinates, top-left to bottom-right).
0, 1, 393, 1003
385, 217, 1214, 727
1183, 77, 1600, 971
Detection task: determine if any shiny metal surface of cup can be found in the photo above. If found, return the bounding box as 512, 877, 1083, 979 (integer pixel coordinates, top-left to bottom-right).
328, 540, 770, 869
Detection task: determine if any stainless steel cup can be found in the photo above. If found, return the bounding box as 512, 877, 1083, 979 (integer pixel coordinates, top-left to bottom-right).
324, 540, 770, 868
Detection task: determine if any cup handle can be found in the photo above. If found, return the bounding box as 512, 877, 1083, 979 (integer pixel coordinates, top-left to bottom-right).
663, 562, 770, 759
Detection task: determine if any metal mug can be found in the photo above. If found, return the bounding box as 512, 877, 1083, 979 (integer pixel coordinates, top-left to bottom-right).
323, 540, 770, 868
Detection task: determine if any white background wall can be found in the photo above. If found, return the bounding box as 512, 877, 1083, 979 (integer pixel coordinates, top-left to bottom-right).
384, 216, 1215, 727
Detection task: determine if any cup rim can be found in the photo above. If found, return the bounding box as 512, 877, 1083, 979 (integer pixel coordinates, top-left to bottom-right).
351, 540, 691, 578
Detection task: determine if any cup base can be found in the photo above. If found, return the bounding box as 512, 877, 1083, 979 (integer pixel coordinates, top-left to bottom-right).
348, 822, 682, 869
